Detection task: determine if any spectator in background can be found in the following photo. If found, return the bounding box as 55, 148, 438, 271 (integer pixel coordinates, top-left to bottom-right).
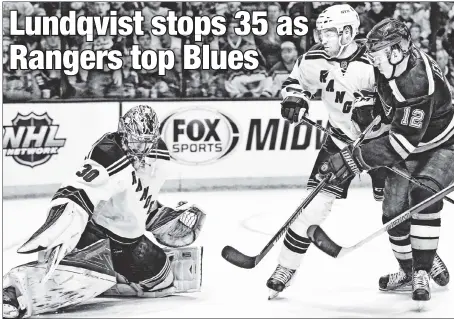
224, 1, 242, 22
368, 2, 389, 25
410, 23, 429, 54
397, 2, 415, 29
121, 54, 139, 98
441, 16, 454, 58
135, 30, 180, 98
350, 2, 375, 38
435, 49, 454, 93
412, 2, 431, 39
3, 2, 61, 101
142, 2, 170, 30
262, 41, 299, 98
254, 2, 283, 70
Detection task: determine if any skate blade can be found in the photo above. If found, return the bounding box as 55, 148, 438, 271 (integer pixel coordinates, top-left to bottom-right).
379, 282, 412, 293
268, 289, 279, 300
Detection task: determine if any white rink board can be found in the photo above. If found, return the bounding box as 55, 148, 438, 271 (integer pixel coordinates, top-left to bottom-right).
3, 100, 367, 198
3, 102, 119, 196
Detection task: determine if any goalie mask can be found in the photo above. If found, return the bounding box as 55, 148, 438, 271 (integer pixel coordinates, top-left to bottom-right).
119, 105, 160, 165
365, 18, 413, 78
314, 4, 360, 58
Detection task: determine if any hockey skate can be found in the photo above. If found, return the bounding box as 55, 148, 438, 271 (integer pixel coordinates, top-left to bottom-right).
379, 268, 412, 292
413, 270, 430, 306
3, 287, 26, 319
429, 253, 449, 287
266, 265, 296, 300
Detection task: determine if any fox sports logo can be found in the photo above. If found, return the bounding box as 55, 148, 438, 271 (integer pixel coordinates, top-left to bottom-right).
160, 107, 239, 165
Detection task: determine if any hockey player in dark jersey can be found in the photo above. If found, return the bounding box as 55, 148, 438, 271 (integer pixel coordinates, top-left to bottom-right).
319, 19, 453, 303
3, 105, 206, 318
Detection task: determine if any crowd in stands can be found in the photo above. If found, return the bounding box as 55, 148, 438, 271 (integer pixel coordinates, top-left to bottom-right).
3, 1, 454, 102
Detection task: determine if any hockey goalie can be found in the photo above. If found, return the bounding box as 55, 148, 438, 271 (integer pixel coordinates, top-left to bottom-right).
3, 105, 206, 318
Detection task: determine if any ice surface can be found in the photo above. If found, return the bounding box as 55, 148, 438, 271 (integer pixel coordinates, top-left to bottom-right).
3, 188, 454, 318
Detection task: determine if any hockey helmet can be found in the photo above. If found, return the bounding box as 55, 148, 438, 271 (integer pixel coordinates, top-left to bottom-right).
118, 105, 160, 162
366, 18, 412, 65
315, 4, 360, 41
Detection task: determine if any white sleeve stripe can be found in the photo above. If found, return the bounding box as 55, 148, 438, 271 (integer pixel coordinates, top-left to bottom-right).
420, 52, 435, 95
411, 225, 440, 238
389, 234, 409, 241
389, 134, 411, 159
391, 132, 416, 152
393, 251, 413, 259
389, 80, 405, 102
390, 243, 412, 253
107, 156, 128, 172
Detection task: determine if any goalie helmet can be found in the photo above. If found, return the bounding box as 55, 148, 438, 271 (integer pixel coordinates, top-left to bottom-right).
315, 4, 360, 56
118, 105, 160, 164
366, 18, 413, 65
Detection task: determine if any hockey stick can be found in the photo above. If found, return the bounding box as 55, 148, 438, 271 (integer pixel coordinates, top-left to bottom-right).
299, 116, 454, 205
221, 116, 379, 269
221, 174, 331, 269
307, 183, 454, 259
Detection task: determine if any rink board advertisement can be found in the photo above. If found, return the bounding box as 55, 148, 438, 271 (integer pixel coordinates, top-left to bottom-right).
122, 100, 329, 181
3, 100, 329, 195
3, 102, 119, 190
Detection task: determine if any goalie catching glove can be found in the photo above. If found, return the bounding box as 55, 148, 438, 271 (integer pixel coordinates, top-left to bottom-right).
147, 201, 206, 248
319, 145, 371, 185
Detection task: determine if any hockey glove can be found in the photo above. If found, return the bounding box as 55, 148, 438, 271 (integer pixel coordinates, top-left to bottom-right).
281, 95, 309, 124
319, 145, 371, 185
351, 91, 379, 132
148, 202, 206, 248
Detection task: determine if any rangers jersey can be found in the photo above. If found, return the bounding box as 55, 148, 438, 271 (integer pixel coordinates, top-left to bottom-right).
360, 48, 454, 167
51, 132, 172, 242
281, 40, 388, 147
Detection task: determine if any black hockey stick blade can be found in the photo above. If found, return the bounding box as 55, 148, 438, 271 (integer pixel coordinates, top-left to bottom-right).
307, 225, 342, 258
307, 183, 454, 259
221, 246, 257, 269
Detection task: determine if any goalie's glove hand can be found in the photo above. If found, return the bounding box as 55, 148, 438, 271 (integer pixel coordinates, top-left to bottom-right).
281, 95, 309, 124
151, 202, 207, 248
318, 145, 370, 185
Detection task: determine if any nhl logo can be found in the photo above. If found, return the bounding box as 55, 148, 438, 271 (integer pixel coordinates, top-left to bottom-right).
3, 112, 66, 167
340, 61, 348, 74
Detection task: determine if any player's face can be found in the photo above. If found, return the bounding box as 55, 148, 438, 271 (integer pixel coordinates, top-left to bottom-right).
126, 135, 155, 157
367, 48, 394, 79
317, 28, 341, 57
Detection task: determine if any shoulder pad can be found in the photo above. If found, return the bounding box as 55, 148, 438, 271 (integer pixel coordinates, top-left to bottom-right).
147, 138, 171, 161
394, 52, 431, 101
88, 132, 129, 170
304, 44, 330, 61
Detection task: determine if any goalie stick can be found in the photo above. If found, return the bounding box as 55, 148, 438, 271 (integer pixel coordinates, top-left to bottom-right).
299, 116, 454, 205
221, 116, 380, 269
307, 183, 454, 259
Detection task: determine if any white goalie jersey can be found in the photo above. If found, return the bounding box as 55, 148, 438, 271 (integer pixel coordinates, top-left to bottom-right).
51, 132, 173, 241
282, 40, 387, 147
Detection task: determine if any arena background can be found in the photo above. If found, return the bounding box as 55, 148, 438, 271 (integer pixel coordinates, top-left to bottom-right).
3, 1, 454, 198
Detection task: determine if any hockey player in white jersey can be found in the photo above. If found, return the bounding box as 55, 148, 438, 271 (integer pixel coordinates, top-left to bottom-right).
3, 105, 206, 318
266, 5, 387, 299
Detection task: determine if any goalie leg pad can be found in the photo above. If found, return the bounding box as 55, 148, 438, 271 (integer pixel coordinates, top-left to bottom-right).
3, 239, 116, 318
103, 246, 203, 298
164, 246, 203, 293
